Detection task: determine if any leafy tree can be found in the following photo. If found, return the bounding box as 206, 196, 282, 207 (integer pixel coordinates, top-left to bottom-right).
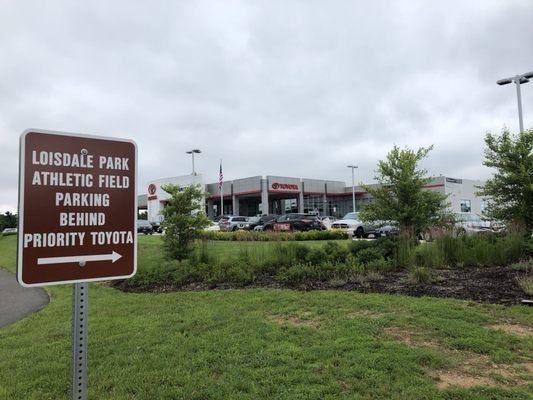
0, 211, 17, 231
161, 184, 210, 260
359, 145, 450, 237
477, 128, 532, 232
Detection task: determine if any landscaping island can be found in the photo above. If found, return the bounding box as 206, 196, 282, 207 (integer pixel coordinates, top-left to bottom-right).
119, 234, 532, 305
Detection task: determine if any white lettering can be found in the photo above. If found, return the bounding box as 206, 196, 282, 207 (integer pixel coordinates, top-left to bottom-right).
59, 212, 105, 227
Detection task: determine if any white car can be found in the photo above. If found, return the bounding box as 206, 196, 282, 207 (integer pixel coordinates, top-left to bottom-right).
454, 212, 496, 236
331, 212, 380, 238
205, 221, 220, 231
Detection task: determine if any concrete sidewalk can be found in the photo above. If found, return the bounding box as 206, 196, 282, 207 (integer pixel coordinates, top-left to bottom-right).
0, 269, 49, 328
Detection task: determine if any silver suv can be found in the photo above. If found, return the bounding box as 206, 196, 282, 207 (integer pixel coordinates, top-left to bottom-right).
218, 216, 250, 231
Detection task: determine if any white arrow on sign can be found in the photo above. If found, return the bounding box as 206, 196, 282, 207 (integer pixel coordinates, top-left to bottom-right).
37, 251, 122, 265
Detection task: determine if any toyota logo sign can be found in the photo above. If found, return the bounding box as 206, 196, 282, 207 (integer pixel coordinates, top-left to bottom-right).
271, 182, 299, 190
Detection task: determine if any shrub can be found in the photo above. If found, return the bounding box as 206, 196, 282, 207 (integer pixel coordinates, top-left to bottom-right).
323, 241, 350, 263
277, 261, 357, 284
305, 247, 328, 265
511, 261, 533, 272
199, 229, 348, 242
414, 243, 445, 269
393, 238, 416, 268
516, 276, 533, 296
365, 257, 393, 272
355, 247, 385, 265
409, 266, 432, 283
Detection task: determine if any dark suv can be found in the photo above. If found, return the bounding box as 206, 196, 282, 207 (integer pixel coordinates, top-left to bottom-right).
247, 214, 279, 230
264, 214, 325, 231
137, 220, 154, 234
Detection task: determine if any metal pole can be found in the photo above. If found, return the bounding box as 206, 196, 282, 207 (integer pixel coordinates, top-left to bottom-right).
351, 167, 356, 212
220, 184, 223, 216
71, 282, 88, 400
515, 77, 524, 133
191, 152, 196, 175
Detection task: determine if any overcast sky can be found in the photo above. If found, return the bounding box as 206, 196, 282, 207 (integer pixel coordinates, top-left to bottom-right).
1, 0, 532, 212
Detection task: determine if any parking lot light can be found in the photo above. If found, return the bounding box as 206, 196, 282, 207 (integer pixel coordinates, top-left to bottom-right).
496, 71, 533, 133
347, 165, 358, 213
186, 149, 201, 175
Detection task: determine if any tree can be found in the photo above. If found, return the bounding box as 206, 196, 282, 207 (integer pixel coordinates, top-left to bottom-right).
161, 184, 210, 260
477, 128, 532, 232
359, 145, 450, 237
0, 211, 17, 231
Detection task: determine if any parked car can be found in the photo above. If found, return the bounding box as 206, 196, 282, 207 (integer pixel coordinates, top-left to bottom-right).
205, 221, 220, 231
420, 212, 503, 241
219, 216, 250, 231
317, 216, 334, 230
377, 224, 399, 237
150, 222, 163, 233
137, 220, 154, 235
454, 212, 496, 236
331, 212, 381, 238
213, 214, 233, 222
248, 214, 279, 231
263, 213, 325, 232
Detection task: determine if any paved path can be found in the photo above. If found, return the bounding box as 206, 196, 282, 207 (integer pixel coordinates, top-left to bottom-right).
0, 269, 49, 328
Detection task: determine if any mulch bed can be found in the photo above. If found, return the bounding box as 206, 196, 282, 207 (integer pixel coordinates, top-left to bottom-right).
117, 266, 531, 305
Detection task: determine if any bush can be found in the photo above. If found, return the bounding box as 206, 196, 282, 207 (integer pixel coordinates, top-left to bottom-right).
199, 229, 348, 242
123, 232, 531, 289
366, 257, 394, 272
355, 247, 384, 265
409, 266, 432, 283
414, 243, 445, 269
277, 261, 357, 284
516, 276, 533, 295
305, 247, 328, 265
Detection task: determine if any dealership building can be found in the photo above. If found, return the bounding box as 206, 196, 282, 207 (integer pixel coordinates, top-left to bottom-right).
139, 174, 486, 223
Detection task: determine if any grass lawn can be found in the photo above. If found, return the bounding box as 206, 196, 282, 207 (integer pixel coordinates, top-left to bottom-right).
0, 235, 532, 399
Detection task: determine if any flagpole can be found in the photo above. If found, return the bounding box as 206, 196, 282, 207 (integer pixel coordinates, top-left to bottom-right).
220, 159, 223, 217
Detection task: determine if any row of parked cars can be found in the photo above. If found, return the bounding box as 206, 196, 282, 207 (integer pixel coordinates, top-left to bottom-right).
138, 210, 504, 239
213, 214, 327, 232
210, 211, 505, 239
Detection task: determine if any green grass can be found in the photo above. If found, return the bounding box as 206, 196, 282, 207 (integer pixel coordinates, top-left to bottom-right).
0, 235, 532, 399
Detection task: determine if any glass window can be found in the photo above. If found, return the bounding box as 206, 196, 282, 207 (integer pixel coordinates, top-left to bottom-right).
460, 200, 471, 213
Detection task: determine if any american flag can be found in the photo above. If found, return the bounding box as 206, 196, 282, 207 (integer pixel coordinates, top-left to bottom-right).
218, 161, 223, 191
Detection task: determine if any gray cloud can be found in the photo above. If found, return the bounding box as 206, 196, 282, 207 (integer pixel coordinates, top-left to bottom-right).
1, 0, 532, 211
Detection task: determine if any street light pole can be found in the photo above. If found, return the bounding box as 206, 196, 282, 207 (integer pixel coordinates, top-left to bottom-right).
497, 71, 533, 133
186, 149, 201, 175
515, 77, 524, 133
347, 165, 358, 213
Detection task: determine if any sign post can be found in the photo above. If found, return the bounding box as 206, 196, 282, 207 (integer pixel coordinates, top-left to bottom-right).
71, 282, 88, 400
17, 129, 137, 399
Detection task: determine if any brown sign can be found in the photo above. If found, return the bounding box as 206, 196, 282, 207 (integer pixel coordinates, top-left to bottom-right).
17, 129, 137, 287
